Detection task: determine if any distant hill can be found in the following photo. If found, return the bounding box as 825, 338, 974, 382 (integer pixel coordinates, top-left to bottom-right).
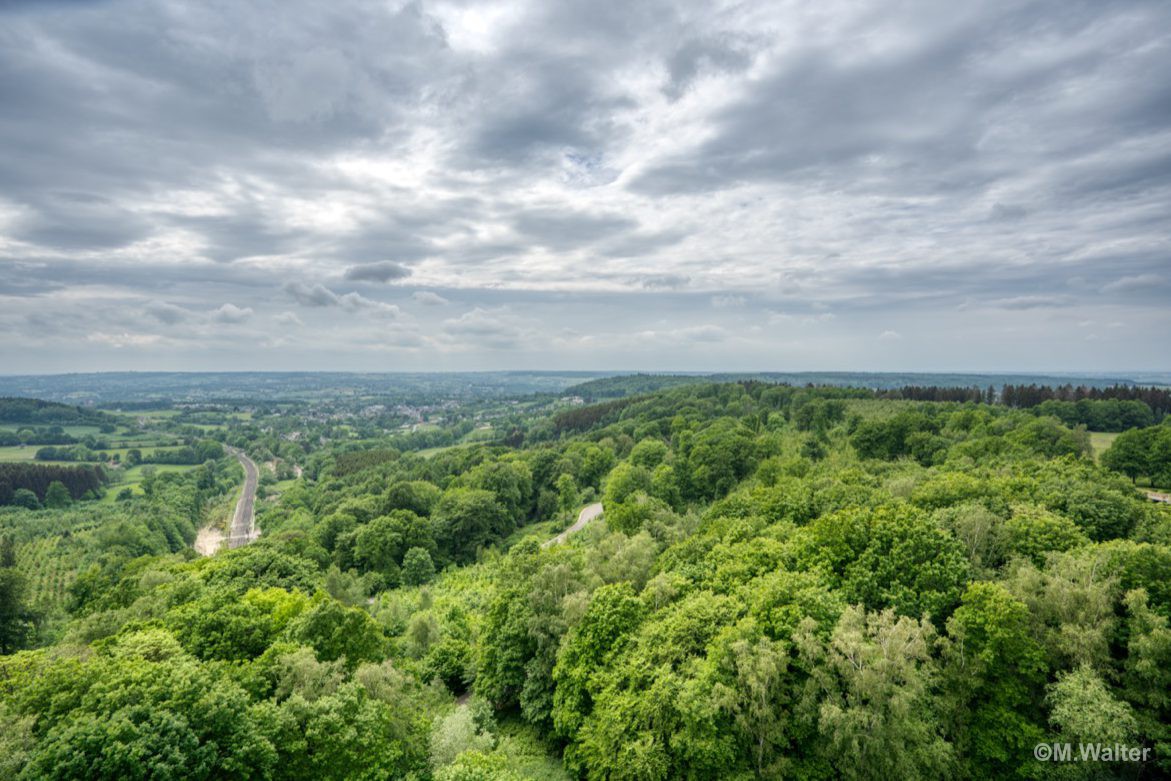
0, 397, 115, 426
565, 371, 1168, 400
0, 372, 612, 405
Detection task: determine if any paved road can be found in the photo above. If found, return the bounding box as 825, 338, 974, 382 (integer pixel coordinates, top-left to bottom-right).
226, 446, 260, 549
542, 502, 603, 548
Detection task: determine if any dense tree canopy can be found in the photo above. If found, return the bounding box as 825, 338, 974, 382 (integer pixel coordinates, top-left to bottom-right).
2, 381, 1170, 779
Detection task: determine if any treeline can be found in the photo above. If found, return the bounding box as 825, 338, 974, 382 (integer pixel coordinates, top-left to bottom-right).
0, 397, 113, 426
0, 429, 78, 446
1001, 382, 1171, 418
34, 440, 224, 465
887, 384, 1168, 430
889, 385, 992, 403
1031, 398, 1155, 431
0, 463, 107, 505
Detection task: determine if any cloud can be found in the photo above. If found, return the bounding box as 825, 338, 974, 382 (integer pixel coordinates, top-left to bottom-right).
211, 303, 254, 323
879, 330, 902, 341
284, 282, 342, 307
662, 34, 755, 100
1, 0, 1169, 371
275, 311, 304, 327
441, 307, 528, 348
146, 300, 189, 325
640, 274, 691, 290
343, 261, 412, 283
512, 209, 638, 251
986, 295, 1071, 310
1103, 274, 1164, 293
711, 295, 746, 308
284, 281, 399, 316
86, 332, 162, 348
412, 291, 449, 306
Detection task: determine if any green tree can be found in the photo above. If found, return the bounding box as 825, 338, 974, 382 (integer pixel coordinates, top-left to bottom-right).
0, 566, 33, 653
434, 488, 510, 563
1102, 428, 1152, 481
16, 636, 278, 780
554, 473, 579, 512
1048, 665, 1139, 780
1002, 504, 1089, 565
552, 583, 645, 743
710, 626, 789, 777
629, 438, 669, 469
807, 606, 955, 780
43, 479, 72, 508
288, 598, 387, 667
942, 582, 1046, 778
402, 547, 436, 586
11, 488, 39, 510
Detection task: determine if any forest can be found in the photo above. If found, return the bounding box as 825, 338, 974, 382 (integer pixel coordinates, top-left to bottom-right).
1, 380, 1170, 779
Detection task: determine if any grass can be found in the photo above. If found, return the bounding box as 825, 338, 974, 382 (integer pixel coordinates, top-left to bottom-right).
0, 445, 40, 462
417, 444, 462, 458
1089, 431, 1120, 462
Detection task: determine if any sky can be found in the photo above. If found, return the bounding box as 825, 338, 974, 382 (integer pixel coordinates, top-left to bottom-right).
0, 0, 1168, 374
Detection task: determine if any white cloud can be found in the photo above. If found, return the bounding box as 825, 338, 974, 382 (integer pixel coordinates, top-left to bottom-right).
211, 303, 254, 323
275, 311, 304, 327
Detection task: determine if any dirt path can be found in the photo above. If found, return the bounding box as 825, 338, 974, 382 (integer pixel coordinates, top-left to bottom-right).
193, 525, 225, 556
226, 446, 260, 549
542, 502, 603, 549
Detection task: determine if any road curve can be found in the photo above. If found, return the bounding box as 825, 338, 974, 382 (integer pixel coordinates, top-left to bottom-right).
542, 502, 603, 548
226, 446, 260, 549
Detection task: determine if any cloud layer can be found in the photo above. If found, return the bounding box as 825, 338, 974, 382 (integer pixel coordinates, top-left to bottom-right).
0, 0, 1168, 372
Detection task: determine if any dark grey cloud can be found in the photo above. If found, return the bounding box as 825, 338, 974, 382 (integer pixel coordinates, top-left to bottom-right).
10, 193, 153, 251
282, 281, 399, 317
146, 300, 190, 325
344, 261, 412, 283
662, 35, 755, 100
284, 282, 340, 307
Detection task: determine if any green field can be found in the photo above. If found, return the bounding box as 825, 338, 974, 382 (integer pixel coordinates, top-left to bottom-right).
0, 445, 40, 462
1089, 431, 1119, 461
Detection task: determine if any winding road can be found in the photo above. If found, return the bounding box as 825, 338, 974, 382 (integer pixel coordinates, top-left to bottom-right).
542, 502, 603, 548
226, 446, 260, 549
